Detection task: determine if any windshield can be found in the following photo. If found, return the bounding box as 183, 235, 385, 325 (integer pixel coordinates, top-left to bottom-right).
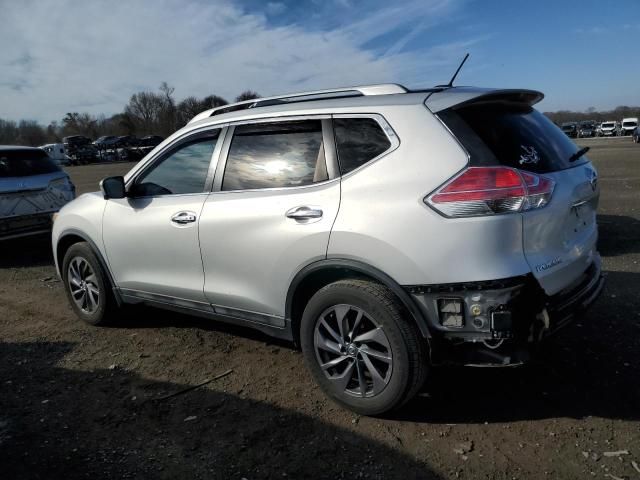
438, 103, 586, 173
0, 149, 61, 178
561, 124, 575, 130
622, 121, 637, 127
602, 123, 615, 128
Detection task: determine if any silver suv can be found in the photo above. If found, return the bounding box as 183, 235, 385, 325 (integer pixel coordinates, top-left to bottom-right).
52, 84, 604, 415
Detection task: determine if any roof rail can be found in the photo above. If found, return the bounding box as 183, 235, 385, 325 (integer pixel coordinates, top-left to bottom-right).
188, 83, 408, 124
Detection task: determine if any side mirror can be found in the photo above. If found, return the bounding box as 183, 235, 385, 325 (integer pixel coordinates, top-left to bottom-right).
100, 176, 126, 199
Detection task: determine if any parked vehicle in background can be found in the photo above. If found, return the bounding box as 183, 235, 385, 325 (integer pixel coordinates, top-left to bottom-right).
633, 127, 639, 143
621, 117, 638, 136
63, 136, 98, 165
52, 83, 603, 415
40, 143, 70, 165
134, 135, 165, 157
578, 120, 596, 138
561, 122, 578, 138
93, 136, 118, 148
1, 146, 75, 240
598, 121, 618, 136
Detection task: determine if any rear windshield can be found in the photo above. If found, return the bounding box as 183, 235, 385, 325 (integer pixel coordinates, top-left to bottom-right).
0, 149, 61, 177
438, 103, 587, 173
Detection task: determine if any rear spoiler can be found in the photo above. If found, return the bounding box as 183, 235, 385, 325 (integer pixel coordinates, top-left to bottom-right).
424, 87, 544, 113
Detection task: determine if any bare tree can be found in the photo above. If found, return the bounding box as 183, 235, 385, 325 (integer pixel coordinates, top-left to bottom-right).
235, 90, 260, 102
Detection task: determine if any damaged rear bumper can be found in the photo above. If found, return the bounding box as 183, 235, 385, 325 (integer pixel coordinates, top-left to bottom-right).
406, 254, 604, 366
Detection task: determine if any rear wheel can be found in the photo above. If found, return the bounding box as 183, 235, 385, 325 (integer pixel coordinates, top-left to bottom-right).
300, 279, 428, 415
62, 242, 119, 326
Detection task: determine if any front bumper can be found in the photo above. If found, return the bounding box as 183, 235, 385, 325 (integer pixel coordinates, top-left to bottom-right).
406, 255, 604, 366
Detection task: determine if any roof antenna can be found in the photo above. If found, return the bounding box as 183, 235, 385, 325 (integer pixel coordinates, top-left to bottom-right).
444, 53, 469, 88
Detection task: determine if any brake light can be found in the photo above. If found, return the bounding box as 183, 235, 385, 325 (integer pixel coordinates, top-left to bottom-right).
426, 167, 555, 217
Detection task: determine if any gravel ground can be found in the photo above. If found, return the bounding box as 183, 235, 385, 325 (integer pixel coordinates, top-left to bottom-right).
1, 137, 639, 479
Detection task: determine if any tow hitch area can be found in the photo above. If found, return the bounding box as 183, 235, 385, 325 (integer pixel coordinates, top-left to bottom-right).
406, 258, 604, 366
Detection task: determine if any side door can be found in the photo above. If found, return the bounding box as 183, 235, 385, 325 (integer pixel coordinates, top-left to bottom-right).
199, 118, 341, 325
103, 127, 224, 306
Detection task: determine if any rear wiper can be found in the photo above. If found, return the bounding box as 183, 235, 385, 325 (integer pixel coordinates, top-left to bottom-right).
569, 146, 590, 162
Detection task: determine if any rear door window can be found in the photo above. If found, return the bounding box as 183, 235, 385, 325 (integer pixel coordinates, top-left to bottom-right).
438, 104, 586, 173
0, 149, 61, 177
222, 120, 328, 191
333, 118, 391, 175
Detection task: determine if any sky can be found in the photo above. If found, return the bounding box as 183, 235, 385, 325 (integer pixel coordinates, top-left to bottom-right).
1, 0, 639, 124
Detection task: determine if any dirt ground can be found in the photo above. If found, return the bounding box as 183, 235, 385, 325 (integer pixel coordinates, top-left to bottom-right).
1, 138, 639, 479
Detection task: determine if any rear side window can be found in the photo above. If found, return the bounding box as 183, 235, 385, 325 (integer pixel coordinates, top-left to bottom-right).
222, 120, 328, 191
438, 104, 586, 173
333, 118, 391, 175
0, 149, 61, 177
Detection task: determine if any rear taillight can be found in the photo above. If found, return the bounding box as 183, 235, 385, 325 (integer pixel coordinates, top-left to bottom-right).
426, 166, 555, 217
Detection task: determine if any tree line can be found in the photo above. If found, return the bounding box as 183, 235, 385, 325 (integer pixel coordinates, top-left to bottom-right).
1, 85, 638, 147
0, 83, 260, 146
544, 105, 640, 125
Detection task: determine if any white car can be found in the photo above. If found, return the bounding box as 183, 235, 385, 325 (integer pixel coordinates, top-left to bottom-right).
40, 143, 70, 166
621, 117, 638, 137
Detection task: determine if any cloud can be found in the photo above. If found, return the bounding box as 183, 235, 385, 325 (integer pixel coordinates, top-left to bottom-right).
265, 2, 286, 16
0, 0, 472, 123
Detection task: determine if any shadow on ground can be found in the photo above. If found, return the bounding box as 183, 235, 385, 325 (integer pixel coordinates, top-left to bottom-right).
396, 269, 640, 424
93, 270, 640, 427
0, 340, 441, 480
0, 234, 53, 268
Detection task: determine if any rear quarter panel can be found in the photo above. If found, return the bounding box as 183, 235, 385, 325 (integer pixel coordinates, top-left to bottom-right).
328, 104, 532, 285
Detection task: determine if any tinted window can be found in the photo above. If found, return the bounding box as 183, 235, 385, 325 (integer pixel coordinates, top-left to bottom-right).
134, 132, 218, 196
333, 118, 391, 175
438, 105, 587, 173
0, 149, 61, 178
222, 120, 328, 191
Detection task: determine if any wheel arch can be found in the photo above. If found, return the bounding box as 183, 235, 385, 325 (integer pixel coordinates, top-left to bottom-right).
55, 229, 122, 306
286, 259, 431, 347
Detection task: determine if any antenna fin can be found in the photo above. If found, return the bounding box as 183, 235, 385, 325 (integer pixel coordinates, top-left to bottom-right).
446, 53, 470, 87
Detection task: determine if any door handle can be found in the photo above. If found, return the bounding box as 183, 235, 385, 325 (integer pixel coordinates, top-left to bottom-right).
285, 206, 323, 221
171, 211, 197, 224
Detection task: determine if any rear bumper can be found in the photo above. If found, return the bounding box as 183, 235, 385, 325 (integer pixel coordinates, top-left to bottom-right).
545, 255, 604, 335
406, 254, 604, 366
0, 213, 54, 241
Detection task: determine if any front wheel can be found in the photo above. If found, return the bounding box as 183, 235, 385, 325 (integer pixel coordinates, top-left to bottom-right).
62, 242, 119, 326
300, 279, 428, 415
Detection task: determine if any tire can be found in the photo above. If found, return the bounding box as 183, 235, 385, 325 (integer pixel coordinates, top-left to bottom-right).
62, 242, 119, 326
300, 279, 428, 415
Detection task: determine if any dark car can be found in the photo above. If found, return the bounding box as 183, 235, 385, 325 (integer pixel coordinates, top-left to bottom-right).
93, 136, 118, 148
561, 122, 578, 138
138, 135, 164, 147
578, 121, 596, 138
133, 135, 165, 158
113, 135, 138, 148
63, 136, 97, 165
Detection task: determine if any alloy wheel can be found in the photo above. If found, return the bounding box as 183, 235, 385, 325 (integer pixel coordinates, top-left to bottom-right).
313, 304, 393, 398
67, 257, 100, 314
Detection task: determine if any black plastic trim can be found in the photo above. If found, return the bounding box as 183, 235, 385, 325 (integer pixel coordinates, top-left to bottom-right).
55, 228, 123, 306
286, 258, 432, 338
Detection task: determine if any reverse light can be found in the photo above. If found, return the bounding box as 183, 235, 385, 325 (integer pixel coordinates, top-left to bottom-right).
426, 166, 555, 217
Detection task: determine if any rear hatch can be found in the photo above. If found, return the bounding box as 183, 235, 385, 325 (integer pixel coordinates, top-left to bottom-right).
434, 95, 599, 295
